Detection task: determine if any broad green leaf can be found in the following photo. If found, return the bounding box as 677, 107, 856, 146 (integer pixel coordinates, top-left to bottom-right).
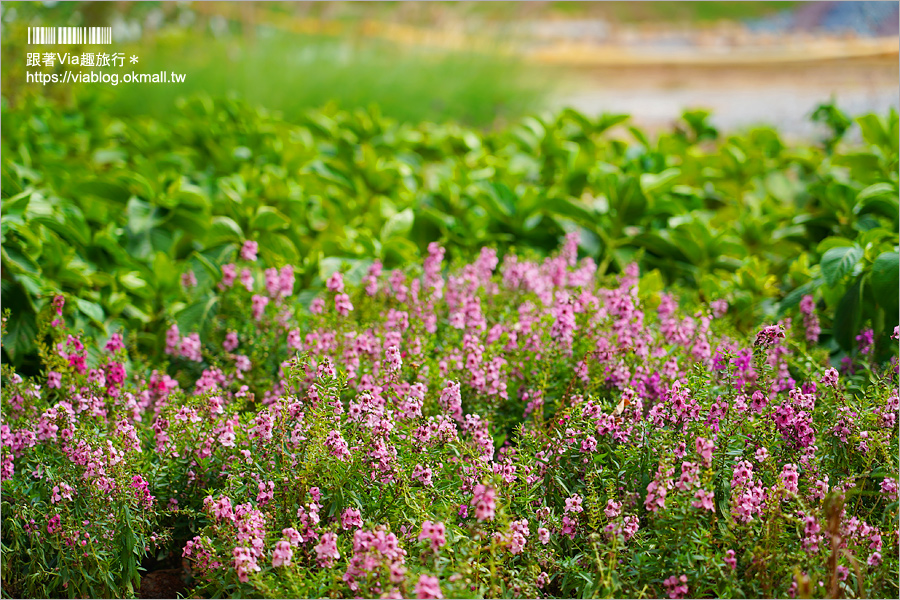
856, 182, 896, 202
75, 298, 105, 325
251, 206, 290, 231
126, 197, 157, 234
640, 168, 681, 195
820, 245, 863, 287
833, 279, 863, 351
380, 208, 414, 241
259, 232, 299, 265
870, 251, 899, 314
816, 237, 855, 254
176, 295, 219, 334
207, 216, 244, 246
0, 246, 40, 275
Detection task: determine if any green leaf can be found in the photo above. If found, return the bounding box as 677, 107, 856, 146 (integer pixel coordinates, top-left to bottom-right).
0, 306, 37, 360
780, 278, 822, 313
856, 182, 896, 202
0, 246, 40, 275
126, 197, 158, 234
640, 168, 681, 195
75, 298, 105, 325
259, 232, 299, 264
380, 208, 414, 241
870, 251, 899, 314
207, 216, 244, 246
833, 279, 863, 351
251, 206, 290, 232
820, 245, 863, 287
176, 295, 219, 334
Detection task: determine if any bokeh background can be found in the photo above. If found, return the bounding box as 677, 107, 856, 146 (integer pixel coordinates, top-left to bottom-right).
3, 1, 898, 134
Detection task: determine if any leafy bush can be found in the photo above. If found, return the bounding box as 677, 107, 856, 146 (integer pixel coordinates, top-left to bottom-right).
2, 238, 897, 598
3, 98, 897, 371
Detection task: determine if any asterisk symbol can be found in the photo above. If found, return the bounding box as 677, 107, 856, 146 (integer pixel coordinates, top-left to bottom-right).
130, 55, 138, 64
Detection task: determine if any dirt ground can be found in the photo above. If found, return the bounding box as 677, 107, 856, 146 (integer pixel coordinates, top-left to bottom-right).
550, 55, 899, 138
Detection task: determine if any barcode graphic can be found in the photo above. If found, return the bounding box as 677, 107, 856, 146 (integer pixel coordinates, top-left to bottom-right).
28, 27, 112, 45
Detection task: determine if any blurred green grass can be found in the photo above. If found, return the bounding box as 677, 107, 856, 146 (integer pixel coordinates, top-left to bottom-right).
104, 29, 552, 128
548, 1, 801, 23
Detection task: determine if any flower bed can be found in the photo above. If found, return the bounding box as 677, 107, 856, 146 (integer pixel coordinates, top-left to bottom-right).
1, 236, 897, 598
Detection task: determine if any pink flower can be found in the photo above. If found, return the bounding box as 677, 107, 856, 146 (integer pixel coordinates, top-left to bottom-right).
415, 574, 443, 599
412, 464, 433, 487
251, 295, 269, 321
695, 437, 714, 467
52, 294, 65, 315
754, 325, 785, 347
165, 324, 181, 355
325, 430, 351, 461
235, 355, 251, 373
418, 520, 447, 552
240, 268, 254, 291
341, 507, 363, 530
279, 265, 295, 296
537, 527, 550, 544
856, 328, 874, 355
271, 540, 293, 567
692, 489, 715, 512
604, 499, 622, 518
561, 515, 577, 540
326, 272, 344, 293
47, 371, 62, 389
256, 481, 274, 506
214, 496, 234, 522
710, 299, 728, 318
880, 477, 898, 501
221, 263, 237, 288
181, 271, 197, 289
282, 527, 302, 546
105, 333, 125, 353
314, 532, 340, 568
240, 240, 258, 262
232, 546, 260, 582
287, 328, 302, 350
724, 549, 737, 570
663, 574, 689, 599
780, 463, 800, 495
223, 332, 239, 352
564, 494, 583, 514
472, 484, 496, 522
385, 346, 402, 374
335, 293, 353, 316
821, 368, 839, 388
47, 514, 61, 534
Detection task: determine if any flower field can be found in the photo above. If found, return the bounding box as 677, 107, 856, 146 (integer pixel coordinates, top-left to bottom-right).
1, 100, 898, 599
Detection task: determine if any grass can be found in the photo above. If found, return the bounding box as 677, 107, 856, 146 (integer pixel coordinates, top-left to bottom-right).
102, 28, 552, 128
